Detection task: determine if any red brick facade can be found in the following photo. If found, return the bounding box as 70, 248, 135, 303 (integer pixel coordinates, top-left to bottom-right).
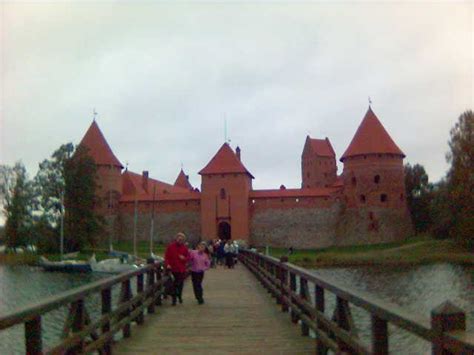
79, 108, 411, 248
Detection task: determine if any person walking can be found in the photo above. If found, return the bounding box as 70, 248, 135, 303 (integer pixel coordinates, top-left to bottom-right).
189, 242, 211, 304
224, 240, 236, 269
164, 232, 190, 306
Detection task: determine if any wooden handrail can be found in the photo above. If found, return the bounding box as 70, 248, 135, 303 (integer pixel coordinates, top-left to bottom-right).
240, 249, 474, 354
0, 261, 168, 354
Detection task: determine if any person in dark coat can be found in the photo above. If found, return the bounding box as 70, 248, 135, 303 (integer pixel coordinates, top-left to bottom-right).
164, 232, 190, 305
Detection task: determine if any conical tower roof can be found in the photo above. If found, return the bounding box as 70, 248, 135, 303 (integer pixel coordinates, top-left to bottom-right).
340, 107, 405, 162
174, 169, 193, 190
79, 121, 123, 168
199, 143, 254, 178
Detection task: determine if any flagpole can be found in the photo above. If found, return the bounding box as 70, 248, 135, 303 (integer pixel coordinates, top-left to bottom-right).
133, 194, 138, 258
150, 186, 156, 256
60, 191, 64, 260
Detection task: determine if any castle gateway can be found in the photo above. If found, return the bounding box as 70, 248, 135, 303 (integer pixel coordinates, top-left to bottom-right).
79, 107, 412, 248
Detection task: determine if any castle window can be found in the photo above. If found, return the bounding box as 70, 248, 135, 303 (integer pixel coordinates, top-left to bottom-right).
369, 211, 374, 220
380, 194, 388, 202
280, 198, 284, 202
374, 175, 380, 184
364, 155, 367, 159
220, 188, 226, 200
400, 193, 404, 201
360, 194, 366, 203
351, 177, 357, 186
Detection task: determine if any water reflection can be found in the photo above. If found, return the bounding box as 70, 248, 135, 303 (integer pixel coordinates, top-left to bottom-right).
0, 265, 107, 354
310, 263, 474, 354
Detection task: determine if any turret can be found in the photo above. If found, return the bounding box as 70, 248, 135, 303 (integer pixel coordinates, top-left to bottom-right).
340, 107, 406, 210
199, 143, 253, 241
79, 120, 123, 215
301, 136, 337, 188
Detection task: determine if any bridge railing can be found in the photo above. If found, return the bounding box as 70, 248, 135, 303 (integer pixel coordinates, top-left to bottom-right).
0, 261, 168, 354
239, 249, 474, 355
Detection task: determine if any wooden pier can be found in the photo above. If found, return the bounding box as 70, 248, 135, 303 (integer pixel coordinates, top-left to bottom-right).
0, 250, 473, 354
115, 264, 314, 354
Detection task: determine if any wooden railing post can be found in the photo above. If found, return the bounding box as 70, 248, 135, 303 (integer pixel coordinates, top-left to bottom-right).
136, 273, 145, 325
147, 265, 156, 314
300, 278, 310, 336
278, 256, 288, 306
315, 285, 327, 354
25, 316, 42, 355
371, 314, 388, 354
119, 280, 132, 338
70, 299, 85, 353
290, 272, 298, 324
101, 287, 112, 355
280, 258, 289, 312
155, 265, 163, 306
431, 301, 466, 355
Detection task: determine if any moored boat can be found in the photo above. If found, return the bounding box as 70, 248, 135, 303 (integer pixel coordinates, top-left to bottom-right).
39, 256, 92, 273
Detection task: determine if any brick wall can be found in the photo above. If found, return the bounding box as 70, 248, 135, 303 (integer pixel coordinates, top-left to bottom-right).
335, 206, 412, 246
117, 211, 201, 246
249, 203, 340, 249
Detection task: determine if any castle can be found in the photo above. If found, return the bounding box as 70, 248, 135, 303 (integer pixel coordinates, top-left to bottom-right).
79, 107, 412, 248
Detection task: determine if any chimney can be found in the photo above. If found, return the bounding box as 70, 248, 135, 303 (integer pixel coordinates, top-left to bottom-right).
142, 171, 149, 192
236, 146, 241, 161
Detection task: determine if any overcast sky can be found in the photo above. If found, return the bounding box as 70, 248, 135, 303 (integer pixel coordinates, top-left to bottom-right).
1, 1, 472, 191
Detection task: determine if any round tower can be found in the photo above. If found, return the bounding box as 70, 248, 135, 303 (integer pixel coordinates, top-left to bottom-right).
341, 107, 406, 209
340, 107, 410, 241
79, 120, 123, 219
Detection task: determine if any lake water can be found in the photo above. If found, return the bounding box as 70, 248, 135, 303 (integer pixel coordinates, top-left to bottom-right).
0, 266, 108, 354
310, 263, 474, 354
0, 263, 472, 354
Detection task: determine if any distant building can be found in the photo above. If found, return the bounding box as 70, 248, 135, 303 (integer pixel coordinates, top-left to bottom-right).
79, 107, 412, 248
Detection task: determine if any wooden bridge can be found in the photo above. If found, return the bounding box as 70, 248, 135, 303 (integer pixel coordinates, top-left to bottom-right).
0, 250, 473, 354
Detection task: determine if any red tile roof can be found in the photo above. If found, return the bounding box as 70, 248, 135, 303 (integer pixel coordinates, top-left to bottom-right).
120, 191, 200, 202
341, 107, 405, 161
199, 143, 254, 178
122, 171, 191, 197
250, 187, 338, 199
307, 137, 336, 157
174, 169, 193, 190
79, 121, 123, 168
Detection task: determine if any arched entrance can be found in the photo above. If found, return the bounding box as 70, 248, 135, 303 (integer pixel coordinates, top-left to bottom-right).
218, 221, 231, 240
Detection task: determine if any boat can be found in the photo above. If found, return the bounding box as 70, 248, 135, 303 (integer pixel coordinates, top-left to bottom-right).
39, 256, 92, 273
90, 254, 139, 274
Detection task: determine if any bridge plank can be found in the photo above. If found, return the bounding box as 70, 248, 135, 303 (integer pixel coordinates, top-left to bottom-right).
114, 264, 314, 354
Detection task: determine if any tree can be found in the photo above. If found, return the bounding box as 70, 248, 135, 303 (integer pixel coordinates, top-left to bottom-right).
63, 145, 103, 251
34, 143, 74, 226
404, 163, 433, 233
0, 162, 35, 248
445, 110, 474, 247
33, 143, 74, 252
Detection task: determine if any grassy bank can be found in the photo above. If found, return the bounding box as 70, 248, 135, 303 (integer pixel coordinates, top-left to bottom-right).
2, 237, 473, 268
264, 236, 474, 268
0, 241, 167, 266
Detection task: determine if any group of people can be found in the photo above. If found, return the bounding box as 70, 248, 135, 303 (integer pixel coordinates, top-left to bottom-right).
208, 238, 239, 269
163, 233, 240, 306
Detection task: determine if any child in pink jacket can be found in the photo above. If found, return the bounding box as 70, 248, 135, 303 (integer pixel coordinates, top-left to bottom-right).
189, 242, 211, 304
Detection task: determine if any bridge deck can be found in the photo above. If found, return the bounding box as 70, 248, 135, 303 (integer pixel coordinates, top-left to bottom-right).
114, 263, 314, 354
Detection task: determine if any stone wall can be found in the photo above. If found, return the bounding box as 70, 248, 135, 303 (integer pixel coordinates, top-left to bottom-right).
117, 211, 201, 246
335, 206, 412, 246
249, 204, 341, 249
